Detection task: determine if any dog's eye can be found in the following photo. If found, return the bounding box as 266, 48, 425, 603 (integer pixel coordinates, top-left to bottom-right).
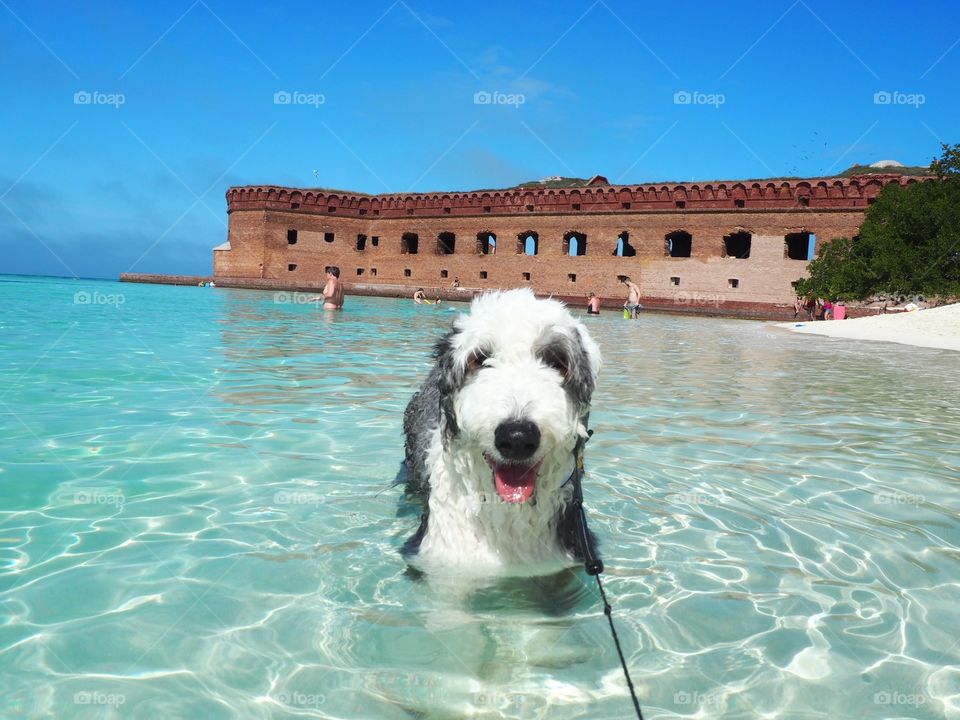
541, 349, 569, 379
466, 349, 489, 373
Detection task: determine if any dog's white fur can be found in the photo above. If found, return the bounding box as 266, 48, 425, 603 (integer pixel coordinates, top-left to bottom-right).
403, 289, 601, 576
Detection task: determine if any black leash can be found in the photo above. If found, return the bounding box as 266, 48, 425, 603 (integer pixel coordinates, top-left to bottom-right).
570, 429, 645, 720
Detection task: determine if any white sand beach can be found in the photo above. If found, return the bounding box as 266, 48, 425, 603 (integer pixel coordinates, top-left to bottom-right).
778, 303, 960, 351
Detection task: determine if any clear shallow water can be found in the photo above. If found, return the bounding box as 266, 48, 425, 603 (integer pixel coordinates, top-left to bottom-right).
1, 274, 958, 719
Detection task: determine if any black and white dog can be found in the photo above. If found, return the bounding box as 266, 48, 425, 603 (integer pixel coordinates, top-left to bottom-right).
402, 289, 602, 576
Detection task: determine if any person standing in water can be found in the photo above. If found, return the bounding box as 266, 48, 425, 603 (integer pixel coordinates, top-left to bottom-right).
323, 266, 344, 309
619, 275, 641, 318
587, 292, 601, 315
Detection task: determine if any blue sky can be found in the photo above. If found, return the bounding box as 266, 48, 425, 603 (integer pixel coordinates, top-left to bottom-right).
1, 0, 957, 279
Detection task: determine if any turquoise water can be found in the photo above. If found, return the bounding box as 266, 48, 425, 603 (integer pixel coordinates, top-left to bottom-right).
1, 274, 959, 719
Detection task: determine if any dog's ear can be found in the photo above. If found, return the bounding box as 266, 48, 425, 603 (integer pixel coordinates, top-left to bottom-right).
566, 325, 602, 411
433, 330, 461, 438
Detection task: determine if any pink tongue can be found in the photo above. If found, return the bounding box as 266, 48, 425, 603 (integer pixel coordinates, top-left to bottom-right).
493, 462, 539, 503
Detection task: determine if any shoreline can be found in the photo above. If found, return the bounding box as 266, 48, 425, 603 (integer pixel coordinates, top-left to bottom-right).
118, 273, 820, 321
776, 303, 960, 352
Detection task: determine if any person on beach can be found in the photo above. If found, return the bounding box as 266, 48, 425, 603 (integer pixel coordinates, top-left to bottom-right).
413, 288, 426, 304
823, 299, 834, 320
322, 266, 344, 310
587, 292, 601, 315
619, 275, 641, 318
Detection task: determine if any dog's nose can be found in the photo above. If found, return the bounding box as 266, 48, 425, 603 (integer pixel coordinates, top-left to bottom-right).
494, 420, 541, 461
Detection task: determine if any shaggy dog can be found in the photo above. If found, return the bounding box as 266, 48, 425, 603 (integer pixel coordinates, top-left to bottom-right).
402, 288, 602, 576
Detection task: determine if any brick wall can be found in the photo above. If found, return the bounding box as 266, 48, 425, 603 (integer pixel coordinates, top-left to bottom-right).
214, 175, 930, 315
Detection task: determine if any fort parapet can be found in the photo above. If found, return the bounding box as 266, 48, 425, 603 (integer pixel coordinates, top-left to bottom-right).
214, 174, 929, 317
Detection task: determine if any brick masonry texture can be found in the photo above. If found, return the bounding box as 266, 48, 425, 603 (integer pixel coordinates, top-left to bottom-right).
213, 174, 931, 318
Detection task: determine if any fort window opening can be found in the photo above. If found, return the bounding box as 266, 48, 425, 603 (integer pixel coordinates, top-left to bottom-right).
676, 200, 686, 209
568, 273, 576, 283
518, 231, 539, 256
291, 202, 300, 209
401, 233, 419, 254
572, 203, 580, 211
324, 232, 335, 243
564, 231, 587, 257
735, 198, 745, 208
670, 276, 680, 286
441, 269, 448, 278
356, 234, 367, 251
371, 268, 377, 277
728, 278, 739, 288
799, 196, 810, 207
723, 231, 751, 259
356, 268, 364, 276
480, 271, 488, 279
483, 205, 491, 213
288, 263, 297, 271
328, 206, 336, 213
443, 207, 451, 214
526, 204, 534, 212
665, 231, 692, 257
287, 229, 298, 245
614, 231, 636, 257
437, 232, 456, 255
522, 272, 531, 281
477, 232, 496, 255
622, 202, 631, 209
404, 268, 412, 277
785, 232, 814, 261
371, 236, 379, 247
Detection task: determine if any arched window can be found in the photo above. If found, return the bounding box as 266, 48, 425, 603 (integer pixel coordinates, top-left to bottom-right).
563, 231, 587, 257
665, 230, 692, 257
723, 231, 752, 259
401, 232, 419, 254
437, 232, 455, 255
477, 231, 496, 255
785, 232, 814, 260
517, 231, 538, 255
614, 231, 635, 257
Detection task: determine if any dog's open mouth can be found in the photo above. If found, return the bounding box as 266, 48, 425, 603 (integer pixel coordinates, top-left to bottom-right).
486, 456, 542, 504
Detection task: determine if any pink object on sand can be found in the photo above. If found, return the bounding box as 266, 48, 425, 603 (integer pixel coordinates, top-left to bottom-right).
833, 305, 846, 320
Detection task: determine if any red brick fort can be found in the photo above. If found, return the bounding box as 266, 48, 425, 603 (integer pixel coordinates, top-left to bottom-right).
213, 173, 926, 317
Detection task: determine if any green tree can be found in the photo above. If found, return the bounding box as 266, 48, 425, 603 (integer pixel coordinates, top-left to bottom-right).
796, 143, 960, 300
